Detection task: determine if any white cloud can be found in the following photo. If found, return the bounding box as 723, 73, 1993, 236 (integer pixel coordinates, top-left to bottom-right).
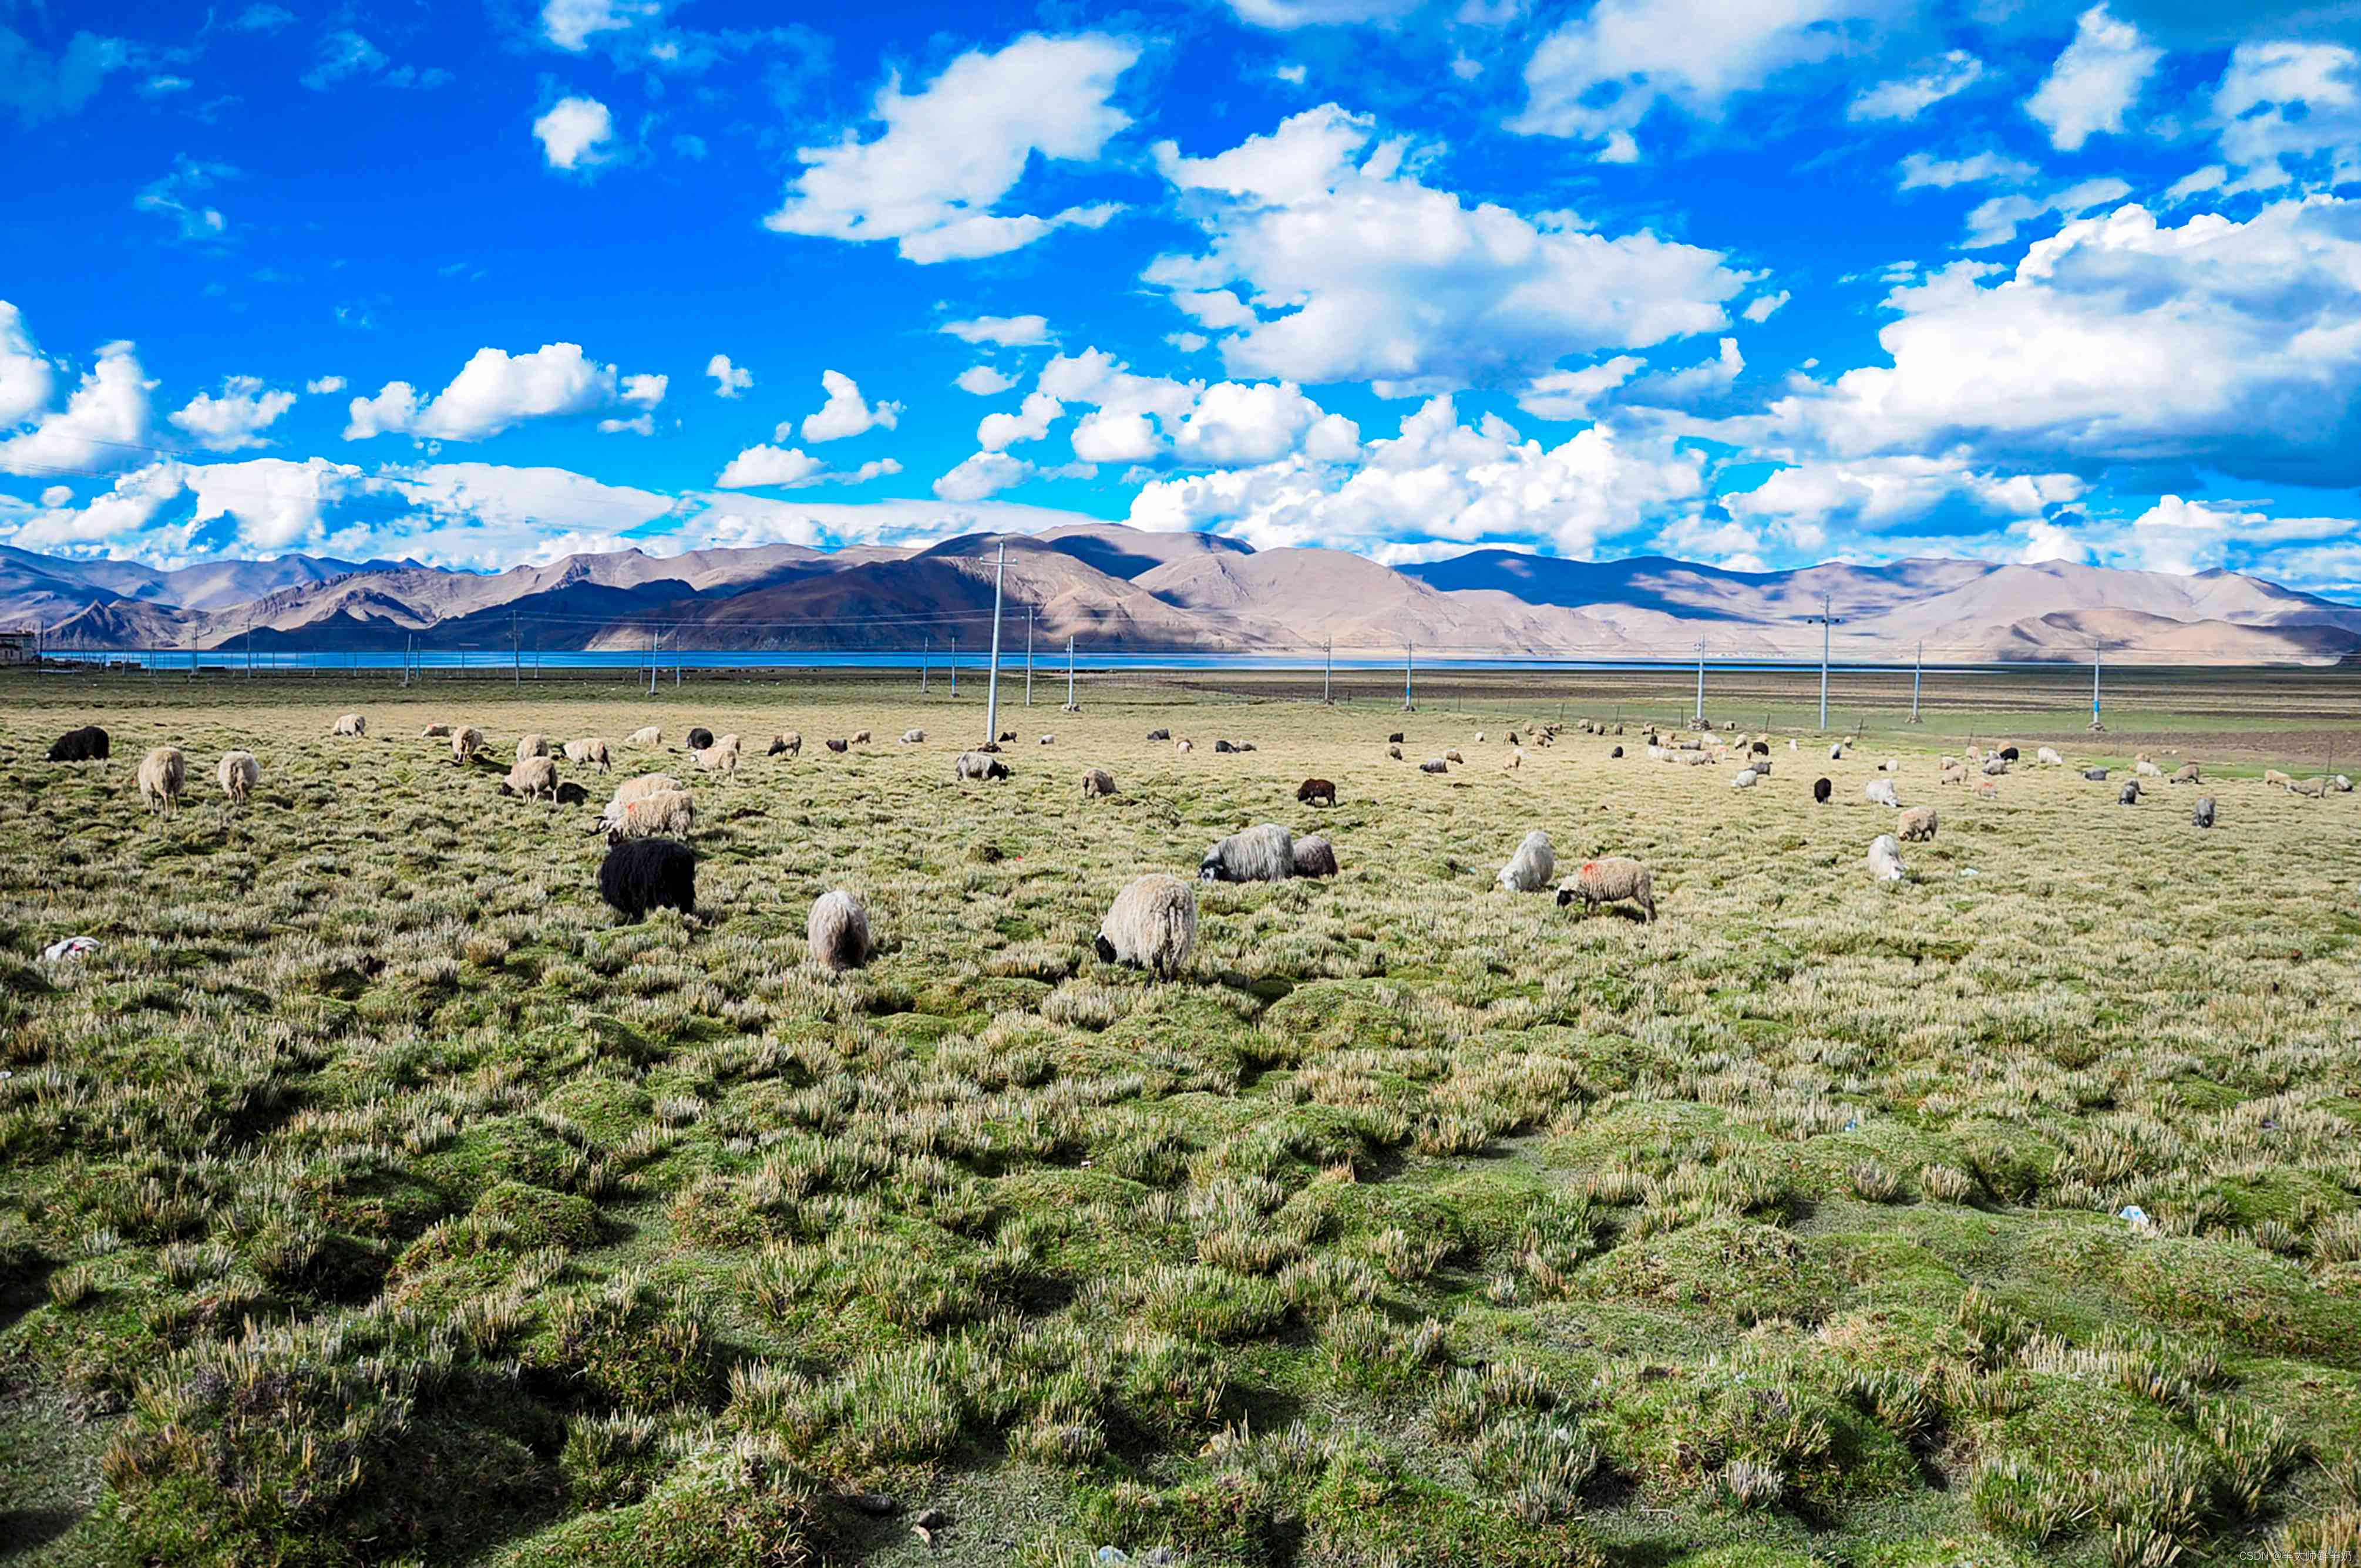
764, 34, 1139, 264
2010, 494, 2353, 577
344, 342, 630, 442
39, 485, 69, 507
1516, 357, 1644, 420
1171, 379, 1359, 465
4, 462, 187, 552
0, 28, 128, 127
941, 314, 1052, 346
1511, 0, 1876, 154
1897, 150, 2037, 190
233, 4, 294, 32
1627, 337, 1743, 404
705, 354, 753, 396
1741, 291, 1791, 322
1225, 0, 1419, 29
597, 414, 654, 436
187, 456, 367, 552
620, 373, 666, 408
301, 30, 447, 92
1849, 51, 1984, 122
542, 0, 660, 52
1071, 409, 1161, 463
1148, 105, 1748, 391
1960, 176, 2130, 248
2213, 42, 2361, 192
0, 301, 55, 428
799, 369, 902, 442
978, 391, 1064, 452
933, 450, 1032, 501
305, 375, 346, 395
2024, 5, 2159, 152
167, 376, 297, 451
955, 365, 1015, 395
715, 444, 826, 488
133, 156, 234, 243
534, 96, 615, 171
1723, 456, 2086, 549
0, 339, 152, 477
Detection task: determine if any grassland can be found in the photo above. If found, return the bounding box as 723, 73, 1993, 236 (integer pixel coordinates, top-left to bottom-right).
4, 670, 2360, 1567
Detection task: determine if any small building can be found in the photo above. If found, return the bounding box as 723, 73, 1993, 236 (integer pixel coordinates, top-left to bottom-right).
0, 631, 36, 665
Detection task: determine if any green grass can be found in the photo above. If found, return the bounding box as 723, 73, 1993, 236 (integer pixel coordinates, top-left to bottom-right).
2, 673, 2360, 1566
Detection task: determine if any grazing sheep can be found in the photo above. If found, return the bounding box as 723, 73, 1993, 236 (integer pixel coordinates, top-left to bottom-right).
1938, 764, 1967, 786
1176, 739, 1194, 754
2083, 767, 2110, 781
1215, 739, 1237, 753
1828, 743, 1844, 761
1507, 748, 1527, 769
2264, 769, 2293, 788
1297, 778, 1336, 806
420, 723, 453, 739
1146, 728, 1171, 742
2292, 775, 2330, 798
1967, 745, 1982, 761
2037, 746, 2064, 766
955, 751, 1011, 781
1556, 857, 1656, 921
1475, 732, 1486, 743
611, 772, 685, 808
1731, 769, 1759, 788
1081, 768, 1117, 798
686, 727, 715, 752
1973, 779, 1999, 800
47, 725, 109, 765
1753, 759, 1772, 776
217, 751, 259, 807
564, 738, 614, 773
505, 755, 560, 801
2171, 762, 2201, 785
1998, 746, 2020, 762
516, 733, 551, 762
1444, 748, 1465, 764
556, 782, 590, 806
1419, 758, 1449, 775
137, 746, 185, 816
769, 732, 803, 758
1813, 776, 1832, 803
332, 712, 366, 737
1095, 873, 1198, 978
807, 889, 873, 972
452, 727, 484, 766
1039, 734, 1055, 746
1752, 742, 1770, 757
691, 734, 742, 776
2135, 758, 2163, 779
1387, 744, 1403, 761
1388, 731, 1405, 744
1867, 834, 1905, 882
978, 741, 1003, 753
900, 729, 926, 744
1292, 835, 1338, 878
1496, 830, 1555, 892
1606, 745, 1621, 760
1982, 756, 2009, 776
2119, 780, 2141, 805
1879, 758, 1899, 773
2338, 775, 2356, 793
603, 789, 694, 843
1199, 823, 1293, 883
1507, 731, 1520, 745
825, 738, 848, 753
600, 837, 696, 922
852, 731, 872, 746
627, 726, 663, 747
1865, 779, 1901, 807
2193, 795, 2217, 829
1897, 805, 1937, 843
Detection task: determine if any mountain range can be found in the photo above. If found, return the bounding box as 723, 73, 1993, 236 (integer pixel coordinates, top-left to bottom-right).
5, 526, 2360, 665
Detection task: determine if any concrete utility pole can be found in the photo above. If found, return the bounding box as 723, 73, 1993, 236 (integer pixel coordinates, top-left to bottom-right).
1910, 640, 1923, 724
950, 632, 958, 698
1803, 593, 1844, 731
921, 634, 930, 694
647, 631, 658, 698
511, 610, 520, 691
1065, 634, 1077, 711
984, 541, 1007, 743
1025, 606, 1034, 706
1323, 637, 1333, 705
1402, 641, 1416, 712
2091, 638, 2105, 731
1692, 637, 1706, 724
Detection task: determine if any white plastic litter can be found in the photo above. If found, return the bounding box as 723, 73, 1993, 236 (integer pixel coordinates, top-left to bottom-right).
2119, 1204, 2153, 1230
40, 936, 100, 963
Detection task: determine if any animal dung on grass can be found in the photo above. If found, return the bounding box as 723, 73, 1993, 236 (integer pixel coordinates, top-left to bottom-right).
505, 755, 559, 800
769, 732, 802, 757
137, 746, 185, 814
563, 738, 613, 773
47, 725, 109, 763
1095, 872, 1198, 977
1867, 833, 1905, 882
1080, 767, 1116, 798
332, 712, 366, 737
1297, 777, 1336, 806
1200, 823, 1293, 883
1292, 833, 1338, 877
1556, 857, 1655, 921
955, 751, 1011, 781
1496, 829, 1555, 892
599, 837, 696, 921
1897, 805, 1938, 843
807, 889, 873, 972
217, 751, 259, 806
2193, 795, 2217, 829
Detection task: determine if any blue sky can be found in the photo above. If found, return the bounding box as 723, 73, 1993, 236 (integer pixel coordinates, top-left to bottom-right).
8, 0, 2361, 595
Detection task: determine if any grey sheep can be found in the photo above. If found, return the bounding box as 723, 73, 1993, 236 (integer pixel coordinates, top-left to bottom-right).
900, 728, 926, 744
1145, 728, 1171, 742
1292, 834, 1338, 878
1865, 779, 1901, 807
807, 889, 873, 972
826, 738, 849, 753
1897, 805, 1937, 843
1081, 767, 1117, 798
1200, 823, 1293, 883
1419, 758, 1448, 774
2119, 780, 2141, 805
1496, 830, 1555, 893
217, 750, 260, 808
1982, 755, 2009, 776
1095, 873, 1198, 978
2192, 795, 2217, 829
1867, 833, 1905, 882
956, 751, 1011, 781
627, 725, 663, 747
138, 746, 186, 816
2083, 767, 2110, 781
1556, 857, 1655, 921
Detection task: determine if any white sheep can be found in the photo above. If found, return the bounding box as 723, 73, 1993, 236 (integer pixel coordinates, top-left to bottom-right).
604, 789, 694, 842
627, 726, 663, 747
1731, 769, 1759, 789
137, 746, 185, 816
611, 773, 684, 810
900, 728, 926, 744
517, 733, 551, 762
505, 755, 559, 802
1828, 743, 1844, 761
807, 889, 873, 973
691, 734, 742, 776
2037, 746, 2064, 766
452, 726, 483, 766
1897, 805, 1937, 843
1867, 834, 1905, 882
1200, 823, 1293, 883
217, 750, 259, 808
1496, 830, 1555, 892
563, 738, 613, 773
1555, 857, 1655, 921
332, 712, 366, 737
1081, 768, 1116, 798
1982, 755, 2009, 776
1039, 734, 1055, 746
419, 723, 453, 739
2135, 758, 2163, 779
768, 732, 802, 758
1865, 779, 1901, 808
851, 731, 872, 745
1095, 873, 1198, 978
956, 751, 1011, 781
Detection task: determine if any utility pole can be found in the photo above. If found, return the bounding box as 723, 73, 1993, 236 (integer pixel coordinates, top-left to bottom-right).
1025, 606, 1034, 706
647, 631, 657, 698
2090, 638, 2104, 731
1909, 641, 1923, 724
1323, 637, 1333, 705
950, 632, 958, 698
1693, 637, 1706, 724
245, 619, 254, 679
921, 634, 930, 694
1065, 634, 1077, 711
1402, 641, 1415, 712
1803, 593, 1844, 731
511, 610, 520, 691
984, 541, 1007, 743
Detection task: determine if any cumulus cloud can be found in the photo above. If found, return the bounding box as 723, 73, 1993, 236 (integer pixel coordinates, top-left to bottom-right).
941, 315, 1052, 346
1961, 177, 2130, 248
978, 391, 1064, 453
2024, 5, 2160, 152
955, 365, 1015, 395
167, 376, 297, 451
0, 301, 56, 428
305, 375, 346, 395
1516, 357, 1644, 420
705, 354, 753, 396
1510, 0, 1876, 155
1722, 456, 2086, 554
2009, 494, 2354, 577
2212, 41, 2361, 192
1741, 291, 1791, 322
301, 30, 448, 92
933, 450, 1032, 501
1222, 0, 1419, 29
344, 342, 638, 442
1147, 105, 1748, 392
1849, 51, 1984, 122
542, 0, 661, 52
1171, 380, 1360, 465
1627, 338, 1744, 405
765, 34, 1139, 264
800, 369, 901, 442
0, 339, 152, 477
534, 96, 615, 171
715, 445, 825, 488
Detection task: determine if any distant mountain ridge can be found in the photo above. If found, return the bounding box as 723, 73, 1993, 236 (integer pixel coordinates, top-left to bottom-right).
6, 525, 2359, 665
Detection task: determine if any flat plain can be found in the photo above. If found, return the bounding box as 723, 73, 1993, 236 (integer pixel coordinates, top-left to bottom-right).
4, 669, 2361, 1568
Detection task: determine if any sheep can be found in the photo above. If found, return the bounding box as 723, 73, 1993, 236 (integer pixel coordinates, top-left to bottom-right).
1938, 763, 1967, 786
1496, 830, 1555, 892
769, 732, 803, 758
1387, 744, 1403, 761
2083, 767, 2110, 781
452, 727, 484, 766
1865, 779, 1901, 808
1095, 873, 1198, 978
997, 731, 1017, 743
1200, 823, 1293, 883
1998, 746, 2020, 762
1444, 748, 1465, 764
2292, 775, 2330, 798
1982, 755, 2009, 776
1388, 731, 1405, 744
1814, 776, 1832, 803
1607, 746, 1620, 759
627, 726, 663, 747
1176, 739, 1194, 754
686, 727, 715, 752
137, 746, 185, 816
2192, 795, 2217, 829
1506, 731, 1520, 745
691, 734, 742, 776
1215, 739, 1237, 754
612, 772, 684, 808
1751, 741, 1769, 756
2135, 758, 2163, 779
2171, 762, 2201, 785
515, 733, 551, 762
1297, 778, 1336, 806
556, 782, 590, 806
807, 889, 873, 972
2119, 780, 2141, 805
1038, 735, 1055, 746
47, 725, 109, 765
1419, 758, 1449, 774
1292, 835, 1338, 878
852, 731, 872, 746
825, 738, 849, 753
1752, 758, 1772, 776
603, 789, 695, 844
1867, 834, 1905, 882
505, 756, 560, 801
1879, 758, 1899, 773
420, 723, 453, 739
2264, 769, 2293, 789
1145, 728, 1171, 742
1897, 805, 1937, 843
1828, 743, 1844, 761
1787, 738, 1797, 751
1081, 768, 1117, 798
600, 837, 695, 922
2037, 746, 2064, 766
1556, 857, 1655, 921
1731, 769, 1760, 789
2338, 776, 2356, 793
1474, 732, 1486, 743
901, 729, 926, 744
1974, 779, 2000, 800
332, 712, 366, 737
564, 738, 614, 773
1966, 745, 1982, 761
217, 751, 260, 808
955, 751, 1011, 781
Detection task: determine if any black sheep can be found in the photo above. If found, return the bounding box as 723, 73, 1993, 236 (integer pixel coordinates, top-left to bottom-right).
825, 738, 849, 753
600, 837, 697, 922
1610, 746, 1623, 758
1296, 777, 1336, 806
1812, 776, 1832, 803
998, 730, 1016, 742
1215, 739, 1236, 753
1387, 731, 1405, 744
1751, 741, 1769, 756
47, 725, 110, 763
686, 726, 715, 752
1998, 746, 2020, 762
1146, 728, 1171, 741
